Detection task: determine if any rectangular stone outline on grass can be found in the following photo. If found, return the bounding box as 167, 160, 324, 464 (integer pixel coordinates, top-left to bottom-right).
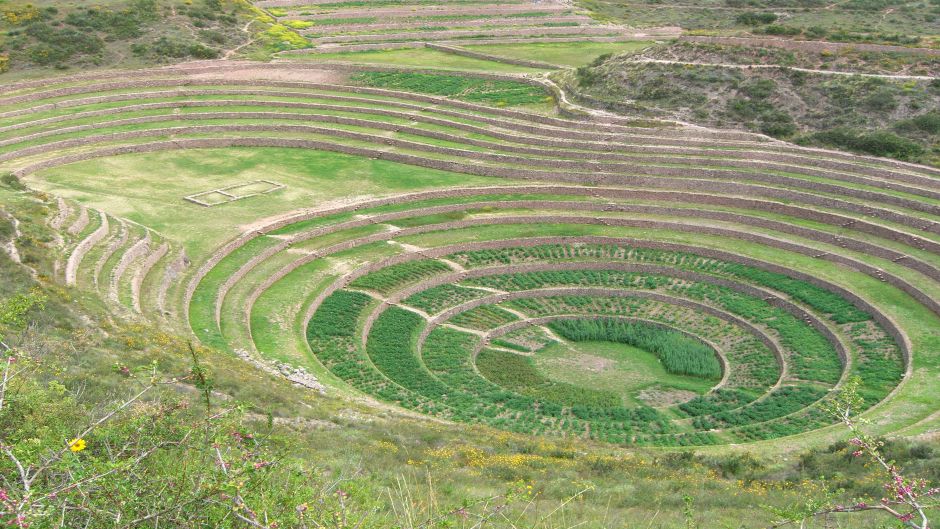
183, 180, 286, 207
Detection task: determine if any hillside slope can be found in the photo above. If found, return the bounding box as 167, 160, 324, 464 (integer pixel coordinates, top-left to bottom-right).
562, 40, 940, 166
0, 0, 257, 78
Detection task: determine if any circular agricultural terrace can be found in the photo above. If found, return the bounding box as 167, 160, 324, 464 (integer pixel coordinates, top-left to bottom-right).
4, 60, 939, 448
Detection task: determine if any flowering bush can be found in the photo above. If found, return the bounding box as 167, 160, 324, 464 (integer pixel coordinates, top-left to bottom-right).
769, 377, 938, 528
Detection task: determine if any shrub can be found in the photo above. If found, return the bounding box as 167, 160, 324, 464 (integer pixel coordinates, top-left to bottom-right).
802, 128, 926, 160
282, 19, 314, 29
760, 25, 802, 36
575, 65, 600, 87
741, 78, 776, 99
895, 111, 940, 135
862, 87, 899, 112
262, 23, 310, 51
0, 172, 25, 191
805, 26, 829, 39
149, 37, 219, 60
24, 22, 104, 65
735, 12, 778, 25
760, 110, 797, 137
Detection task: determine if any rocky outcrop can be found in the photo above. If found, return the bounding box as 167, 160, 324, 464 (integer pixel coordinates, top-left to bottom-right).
233, 348, 326, 394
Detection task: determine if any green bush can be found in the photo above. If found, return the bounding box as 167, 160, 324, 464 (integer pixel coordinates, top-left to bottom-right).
862, 87, 899, 112
64, 0, 157, 40
741, 78, 777, 99
148, 37, 219, 60
760, 24, 802, 36
24, 22, 104, 65
802, 127, 926, 160
735, 12, 778, 25
896, 111, 940, 135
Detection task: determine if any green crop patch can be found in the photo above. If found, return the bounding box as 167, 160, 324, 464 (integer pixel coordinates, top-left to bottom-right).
350, 71, 552, 106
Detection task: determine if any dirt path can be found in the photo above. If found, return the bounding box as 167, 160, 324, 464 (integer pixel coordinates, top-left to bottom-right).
533, 75, 772, 137
0, 210, 22, 265
625, 58, 938, 80
223, 19, 259, 60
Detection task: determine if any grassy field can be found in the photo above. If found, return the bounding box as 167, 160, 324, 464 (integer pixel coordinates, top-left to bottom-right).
465, 40, 656, 66
24, 147, 506, 257
534, 339, 716, 407
289, 47, 550, 73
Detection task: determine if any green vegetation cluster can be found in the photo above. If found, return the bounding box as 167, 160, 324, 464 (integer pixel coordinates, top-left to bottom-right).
299, 237, 904, 445
0, 0, 251, 73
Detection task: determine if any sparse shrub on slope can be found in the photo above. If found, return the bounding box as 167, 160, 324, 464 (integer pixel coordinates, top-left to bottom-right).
799, 127, 926, 160
562, 48, 940, 164
0, 0, 251, 72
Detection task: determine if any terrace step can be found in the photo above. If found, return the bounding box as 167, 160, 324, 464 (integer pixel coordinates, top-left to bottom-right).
65, 211, 109, 286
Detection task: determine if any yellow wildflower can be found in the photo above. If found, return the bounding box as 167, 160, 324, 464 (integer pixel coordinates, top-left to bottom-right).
68, 438, 86, 453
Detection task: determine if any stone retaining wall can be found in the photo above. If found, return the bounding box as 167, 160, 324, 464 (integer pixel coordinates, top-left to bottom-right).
301, 236, 911, 367
94, 220, 128, 290
207, 197, 940, 316
65, 212, 108, 286
421, 291, 778, 389
110, 232, 150, 303
312, 26, 622, 45
309, 16, 592, 35
425, 43, 561, 70
133, 242, 169, 314
405, 270, 789, 374
3, 63, 938, 178
2, 86, 931, 179
12, 108, 935, 199
10, 132, 940, 237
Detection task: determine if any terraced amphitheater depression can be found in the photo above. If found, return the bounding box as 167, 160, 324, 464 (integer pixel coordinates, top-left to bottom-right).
2, 0, 940, 525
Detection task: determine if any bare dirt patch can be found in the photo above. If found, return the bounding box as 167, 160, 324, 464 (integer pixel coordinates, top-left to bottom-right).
547, 353, 615, 373
183, 65, 349, 84
636, 387, 698, 407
